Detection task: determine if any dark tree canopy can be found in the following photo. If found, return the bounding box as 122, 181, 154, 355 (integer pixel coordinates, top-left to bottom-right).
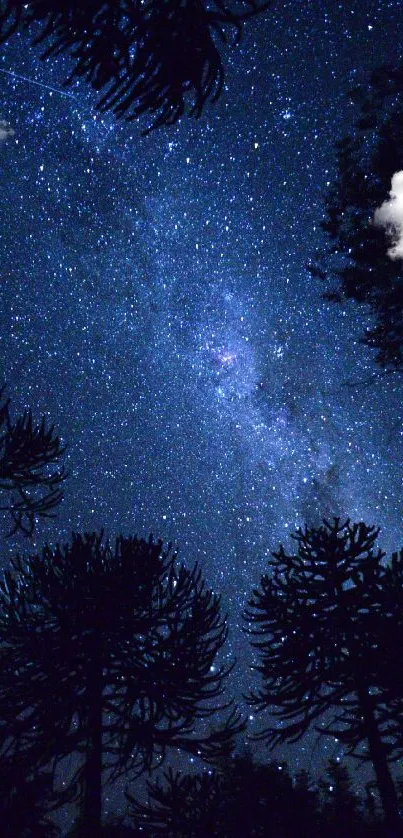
309, 62, 403, 371
0, 0, 269, 131
128, 765, 223, 836
0, 531, 243, 833
127, 752, 383, 838
319, 758, 366, 838
244, 517, 403, 833
0, 385, 66, 535
0, 759, 59, 837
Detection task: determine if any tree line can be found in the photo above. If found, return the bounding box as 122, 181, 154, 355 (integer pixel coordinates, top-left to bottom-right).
1, 389, 403, 834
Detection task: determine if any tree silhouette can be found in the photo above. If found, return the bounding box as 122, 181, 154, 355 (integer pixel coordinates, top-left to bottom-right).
0, 531, 244, 835
128, 750, 325, 837
127, 749, 397, 837
244, 517, 403, 835
0, 385, 66, 535
308, 63, 403, 371
0, 1, 269, 131
127, 765, 223, 836
318, 758, 365, 838
67, 817, 139, 837
292, 767, 322, 837
0, 756, 60, 837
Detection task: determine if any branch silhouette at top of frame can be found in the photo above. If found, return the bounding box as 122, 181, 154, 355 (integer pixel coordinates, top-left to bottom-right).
0, 1, 270, 132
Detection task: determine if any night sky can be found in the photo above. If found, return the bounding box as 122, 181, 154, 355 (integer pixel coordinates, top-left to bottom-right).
1, 0, 403, 813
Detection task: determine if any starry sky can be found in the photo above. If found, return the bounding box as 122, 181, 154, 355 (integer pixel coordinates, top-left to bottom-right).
1, 0, 403, 796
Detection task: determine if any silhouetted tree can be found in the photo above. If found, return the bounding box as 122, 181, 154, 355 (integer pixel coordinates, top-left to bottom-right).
292, 768, 322, 836
0, 531, 244, 835
127, 765, 223, 836
308, 63, 403, 371
67, 817, 139, 837
364, 780, 383, 833
318, 758, 364, 838
0, 1, 269, 131
128, 750, 325, 837
0, 385, 66, 535
0, 756, 60, 837
244, 517, 403, 835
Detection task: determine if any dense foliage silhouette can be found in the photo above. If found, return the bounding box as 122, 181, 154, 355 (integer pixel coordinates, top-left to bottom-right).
127, 750, 386, 837
308, 62, 403, 371
0, 1, 269, 131
0, 385, 66, 535
0, 759, 59, 837
0, 531, 244, 834
244, 517, 403, 834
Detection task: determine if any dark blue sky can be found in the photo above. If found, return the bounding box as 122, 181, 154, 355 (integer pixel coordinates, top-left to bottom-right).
1, 0, 403, 803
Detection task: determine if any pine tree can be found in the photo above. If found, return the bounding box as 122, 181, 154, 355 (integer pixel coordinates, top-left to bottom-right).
318, 759, 363, 837
0, 531, 244, 835
244, 518, 403, 835
0, 757, 60, 837
127, 765, 223, 836
128, 752, 323, 837
0, 385, 66, 535
308, 63, 403, 371
292, 769, 322, 836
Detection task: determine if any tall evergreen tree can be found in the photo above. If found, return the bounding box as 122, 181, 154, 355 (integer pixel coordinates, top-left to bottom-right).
0, 1, 269, 131
0, 385, 66, 535
318, 758, 364, 838
244, 518, 403, 835
127, 765, 223, 836
308, 63, 403, 371
128, 751, 324, 837
0, 531, 244, 835
292, 768, 322, 836
0, 757, 60, 837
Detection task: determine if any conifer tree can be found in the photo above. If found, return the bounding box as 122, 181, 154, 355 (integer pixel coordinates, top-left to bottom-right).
308, 63, 403, 370
0, 385, 66, 535
0, 757, 59, 837
128, 751, 321, 837
244, 518, 403, 835
319, 759, 364, 838
0, 531, 243, 835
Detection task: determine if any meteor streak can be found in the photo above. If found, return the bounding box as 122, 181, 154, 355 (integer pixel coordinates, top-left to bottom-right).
0, 68, 76, 99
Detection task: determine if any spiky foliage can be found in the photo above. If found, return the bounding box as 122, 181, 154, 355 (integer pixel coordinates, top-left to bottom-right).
0, 1, 269, 131
127, 765, 223, 836
0, 759, 60, 837
244, 518, 403, 831
319, 759, 364, 838
128, 752, 324, 837
308, 63, 403, 371
0, 386, 66, 535
0, 532, 243, 832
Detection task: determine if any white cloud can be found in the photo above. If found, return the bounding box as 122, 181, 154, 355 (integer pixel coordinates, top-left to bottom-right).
0, 119, 15, 141
374, 170, 403, 259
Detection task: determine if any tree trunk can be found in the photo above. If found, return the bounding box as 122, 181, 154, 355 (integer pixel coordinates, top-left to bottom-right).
358, 685, 402, 837
82, 661, 103, 836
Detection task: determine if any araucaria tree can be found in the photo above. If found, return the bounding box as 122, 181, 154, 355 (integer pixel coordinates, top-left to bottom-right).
0, 532, 243, 834
0, 385, 66, 535
0, 1, 269, 131
244, 518, 403, 835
